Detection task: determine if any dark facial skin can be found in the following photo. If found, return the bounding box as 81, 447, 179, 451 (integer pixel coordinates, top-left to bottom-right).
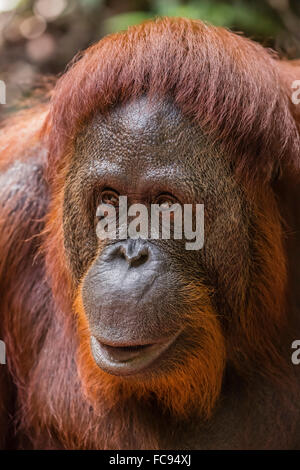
63, 97, 250, 377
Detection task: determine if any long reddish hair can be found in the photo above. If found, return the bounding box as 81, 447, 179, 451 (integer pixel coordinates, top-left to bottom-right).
1, 17, 299, 448
40, 17, 300, 424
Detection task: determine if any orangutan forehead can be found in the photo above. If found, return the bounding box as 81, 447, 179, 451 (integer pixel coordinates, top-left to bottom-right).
104, 97, 184, 131
65, 98, 245, 227
75, 97, 219, 169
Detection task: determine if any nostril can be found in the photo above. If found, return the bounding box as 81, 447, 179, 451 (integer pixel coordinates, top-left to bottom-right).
128, 250, 149, 268
118, 242, 150, 267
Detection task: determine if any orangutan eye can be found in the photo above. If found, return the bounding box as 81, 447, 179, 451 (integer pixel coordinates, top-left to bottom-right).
154, 194, 178, 210
100, 189, 120, 207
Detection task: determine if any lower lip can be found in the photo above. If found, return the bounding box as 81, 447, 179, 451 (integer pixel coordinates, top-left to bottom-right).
90, 334, 179, 376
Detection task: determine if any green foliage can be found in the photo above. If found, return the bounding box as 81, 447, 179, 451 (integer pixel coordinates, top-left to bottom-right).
78, 0, 103, 9
104, 0, 281, 38
103, 11, 153, 34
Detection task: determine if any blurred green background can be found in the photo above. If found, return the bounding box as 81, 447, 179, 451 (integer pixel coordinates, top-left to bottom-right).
0, 0, 300, 105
